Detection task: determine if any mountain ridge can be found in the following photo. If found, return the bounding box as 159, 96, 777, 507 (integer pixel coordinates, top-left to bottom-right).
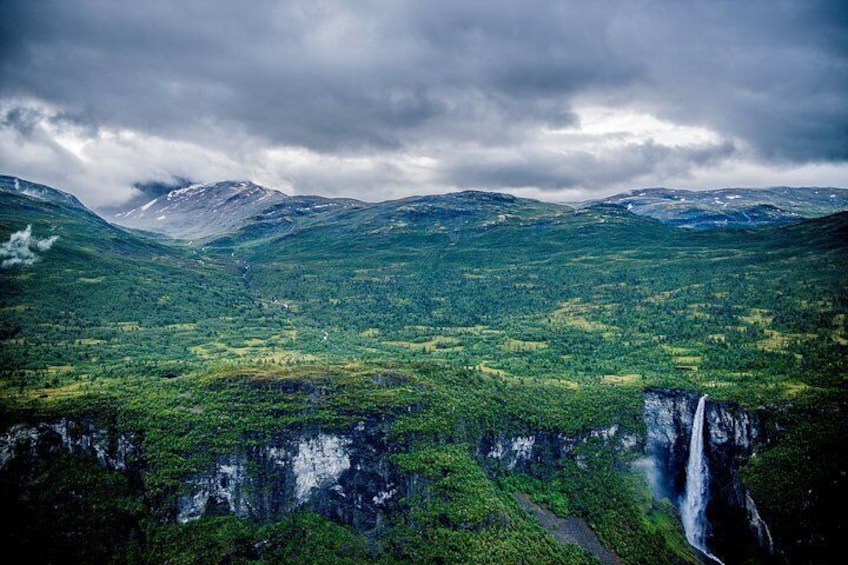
5, 175, 848, 239
584, 186, 848, 230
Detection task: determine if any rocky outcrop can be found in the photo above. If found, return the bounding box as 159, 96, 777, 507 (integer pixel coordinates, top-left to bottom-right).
1, 413, 638, 541
175, 420, 639, 534
177, 420, 402, 534
476, 424, 639, 475
0, 418, 138, 472
644, 389, 774, 563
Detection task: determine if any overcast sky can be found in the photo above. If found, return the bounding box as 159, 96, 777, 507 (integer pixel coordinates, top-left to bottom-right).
1, 0, 846, 207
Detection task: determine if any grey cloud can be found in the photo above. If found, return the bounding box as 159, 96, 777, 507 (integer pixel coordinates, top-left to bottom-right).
443, 141, 737, 192
0, 0, 632, 152
607, 0, 848, 162
1, 106, 42, 136
0, 0, 845, 201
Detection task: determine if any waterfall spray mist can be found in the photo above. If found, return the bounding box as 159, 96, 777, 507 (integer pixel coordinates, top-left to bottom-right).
681, 395, 725, 565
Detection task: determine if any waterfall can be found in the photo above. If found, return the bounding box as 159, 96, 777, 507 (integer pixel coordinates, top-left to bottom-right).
681, 396, 725, 565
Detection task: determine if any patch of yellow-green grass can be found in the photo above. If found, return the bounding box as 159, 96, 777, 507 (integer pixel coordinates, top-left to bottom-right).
701, 379, 738, 388
23, 381, 89, 403
383, 336, 463, 353
2, 304, 33, 312
781, 381, 811, 397
360, 328, 380, 338
756, 329, 815, 352
547, 299, 619, 333
568, 316, 616, 332
645, 290, 675, 304
740, 308, 772, 326
190, 342, 243, 357
189, 344, 212, 357
687, 304, 713, 320
117, 322, 141, 331
674, 356, 702, 365
166, 323, 197, 330
832, 314, 847, 345
600, 374, 642, 385
270, 328, 297, 341
450, 325, 502, 336
474, 363, 509, 377
405, 325, 436, 332
799, 298, 834, 310
688, 311, 712, 320
662, 345, 696, 355
501, 338, 548, 352
255, 351, 320, 364
527, 375, 580, 389
46, 365, 74, 374
77, 276, 104, 283
74, 338, 105, 345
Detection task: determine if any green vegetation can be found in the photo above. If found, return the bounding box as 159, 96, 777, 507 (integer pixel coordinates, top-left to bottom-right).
1, 187, 846, 563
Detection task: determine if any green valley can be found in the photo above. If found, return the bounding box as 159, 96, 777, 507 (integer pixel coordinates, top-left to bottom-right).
1, 177, 846, 564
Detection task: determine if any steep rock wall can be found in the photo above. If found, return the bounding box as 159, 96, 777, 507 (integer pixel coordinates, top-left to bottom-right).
476, 424, 638, 475
644, 388, 775, 562
0, 418, 139, 473
176, 419, 402, 533
1, 414, 637, 539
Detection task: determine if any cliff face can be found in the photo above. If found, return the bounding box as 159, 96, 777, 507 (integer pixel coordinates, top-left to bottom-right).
476, 424, 638, 475
0, 414, 636, 538
175, 420, 637, 533
2, 391, 775, 561
176, 418, 403, 533
0, 418, 139, 473
643, 389, 775, 562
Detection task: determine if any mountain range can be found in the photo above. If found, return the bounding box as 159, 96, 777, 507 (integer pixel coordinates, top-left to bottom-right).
587, 186, 848, 230
2, 174, 847, 564
85, 177, 848, 239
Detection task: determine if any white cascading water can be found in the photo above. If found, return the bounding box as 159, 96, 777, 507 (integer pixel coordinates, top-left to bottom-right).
681, 395, 726, 565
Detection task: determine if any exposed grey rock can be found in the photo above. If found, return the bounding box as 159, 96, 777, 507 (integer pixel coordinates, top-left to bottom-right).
0, 418, 138, 472
587, 187, 848, 230
176, 422, 401, 534
643, 389, 775, 562
477, 423, 637, 476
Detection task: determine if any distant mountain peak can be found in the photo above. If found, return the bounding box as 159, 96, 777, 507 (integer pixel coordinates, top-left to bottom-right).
587, 186, 848, 230
112, 180, 289, 239
166, 180, 277, 198
449, 190, 518, 203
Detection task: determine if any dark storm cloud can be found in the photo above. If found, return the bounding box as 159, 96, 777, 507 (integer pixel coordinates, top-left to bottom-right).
0, 0, 845, 198
604, 0, 848, 163
443, 140, 738, 191
0, 0, 614, 152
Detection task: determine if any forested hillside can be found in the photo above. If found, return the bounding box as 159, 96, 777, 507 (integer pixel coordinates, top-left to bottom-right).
1, 178, 846, 564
